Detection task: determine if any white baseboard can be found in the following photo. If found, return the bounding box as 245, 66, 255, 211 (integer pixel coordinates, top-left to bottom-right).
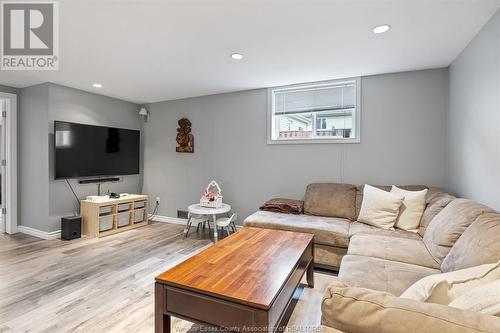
18, 216, 240, 240
152, 215, 241, 229
18, 225, 61, 240
18, 215, 240, 240
151, 215, 188, 225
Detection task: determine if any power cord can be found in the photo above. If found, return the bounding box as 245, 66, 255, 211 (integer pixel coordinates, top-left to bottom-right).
65, 179, 80, 215
148, 202, 160, 221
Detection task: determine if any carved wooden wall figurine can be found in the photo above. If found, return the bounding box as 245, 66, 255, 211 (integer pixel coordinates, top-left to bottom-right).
176, 118, 194, 153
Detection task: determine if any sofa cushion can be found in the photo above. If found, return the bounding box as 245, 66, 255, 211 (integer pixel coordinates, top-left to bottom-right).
425, 186, 447, 199
441, 212, 500, 272
418, 191, 456, 237
304, 183, 357, 220
321, 279, 500, 333
423, 199, 494, 263
348, 234, 440, 269
338, 254, 439, 296
349, 221, 422, 240
315, 244, 347, 268
355, 185, 428, 219
243, 210, 350, 248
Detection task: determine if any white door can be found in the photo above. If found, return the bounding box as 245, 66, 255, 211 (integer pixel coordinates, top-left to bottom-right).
0, 99, 5, 233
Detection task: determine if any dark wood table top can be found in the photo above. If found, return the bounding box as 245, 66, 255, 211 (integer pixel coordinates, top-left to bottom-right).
156, 227, 314, 310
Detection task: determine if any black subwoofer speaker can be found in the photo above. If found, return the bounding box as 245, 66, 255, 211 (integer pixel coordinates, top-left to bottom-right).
61, 216, 81, 240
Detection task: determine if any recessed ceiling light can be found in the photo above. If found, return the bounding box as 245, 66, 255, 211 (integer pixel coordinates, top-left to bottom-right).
92, 83, 102, 88
231, 53, 244, 60
372, 24, 391, 34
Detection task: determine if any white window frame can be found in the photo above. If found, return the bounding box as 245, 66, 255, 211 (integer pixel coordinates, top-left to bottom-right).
267, 77, 361, 144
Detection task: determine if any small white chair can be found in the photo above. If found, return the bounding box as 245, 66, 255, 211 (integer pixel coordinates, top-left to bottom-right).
183, 214, 209, 239
216, 213, 237, 238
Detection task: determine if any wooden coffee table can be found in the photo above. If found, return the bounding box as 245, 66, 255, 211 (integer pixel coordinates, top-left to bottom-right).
155, 227, 314, 333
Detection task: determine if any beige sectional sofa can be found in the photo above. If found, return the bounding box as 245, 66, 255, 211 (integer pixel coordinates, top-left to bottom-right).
244, 183, 441, 269
244, 183, 500, 332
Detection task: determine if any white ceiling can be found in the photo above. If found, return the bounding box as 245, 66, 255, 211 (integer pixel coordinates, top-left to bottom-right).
1, 0, 499, 104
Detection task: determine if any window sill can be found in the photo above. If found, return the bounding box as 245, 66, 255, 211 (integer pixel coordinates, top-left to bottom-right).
267, 137, 361, 145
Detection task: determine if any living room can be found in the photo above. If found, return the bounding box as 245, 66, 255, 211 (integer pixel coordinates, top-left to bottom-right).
0, 1, 499, 332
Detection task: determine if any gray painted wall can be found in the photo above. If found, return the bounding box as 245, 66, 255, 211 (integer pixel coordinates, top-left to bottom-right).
449, 9, 500, 211
143, 69, 449, 222
47, 84, 143, 231
19, 84, 50, 232
19, 83, 142, 232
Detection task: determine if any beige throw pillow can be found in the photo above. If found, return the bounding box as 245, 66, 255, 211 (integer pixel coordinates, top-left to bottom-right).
357, 184, 405, 230
391, 185, 428, 232
400, 262, 500, 305
449, 280, 500, 316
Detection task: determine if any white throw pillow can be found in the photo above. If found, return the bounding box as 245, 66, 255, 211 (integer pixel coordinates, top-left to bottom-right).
449, 280, 500, 316
357, 185, 405, 230
400, 262, 500, 305
391, 186, 428, 232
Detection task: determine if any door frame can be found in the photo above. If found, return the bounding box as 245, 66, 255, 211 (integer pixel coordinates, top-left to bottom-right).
0, 92, 18, 234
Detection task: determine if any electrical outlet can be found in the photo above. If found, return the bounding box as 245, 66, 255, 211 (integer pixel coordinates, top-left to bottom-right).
156, 197, 161, 204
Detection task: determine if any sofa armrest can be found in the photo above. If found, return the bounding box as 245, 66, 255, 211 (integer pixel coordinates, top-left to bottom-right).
321, 280, 500, 333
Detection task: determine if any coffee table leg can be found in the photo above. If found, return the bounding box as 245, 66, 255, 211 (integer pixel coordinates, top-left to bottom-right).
212, 214, 218, 242
155, 283, 171, 333
306, 261, 314, 288
306, 243, 314, 288
162, 314, 171, 333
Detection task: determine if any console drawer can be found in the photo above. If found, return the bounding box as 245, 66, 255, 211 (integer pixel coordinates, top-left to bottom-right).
99, 206, 112, 215
99, 214, 114, 231
134, 201, 146, 209
117, 211, 131, 227
165, 287, 257, 328
134, 209, 145, 223
117, 203, 131, 212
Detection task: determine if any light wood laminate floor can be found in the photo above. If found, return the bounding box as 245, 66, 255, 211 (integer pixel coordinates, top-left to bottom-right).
0, 222, 333, 333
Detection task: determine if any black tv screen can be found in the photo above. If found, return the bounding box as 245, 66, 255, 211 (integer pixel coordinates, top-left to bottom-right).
54, 121, 140, 179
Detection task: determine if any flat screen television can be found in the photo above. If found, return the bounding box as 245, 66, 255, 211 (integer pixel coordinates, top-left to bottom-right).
54, 121, 140, 179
